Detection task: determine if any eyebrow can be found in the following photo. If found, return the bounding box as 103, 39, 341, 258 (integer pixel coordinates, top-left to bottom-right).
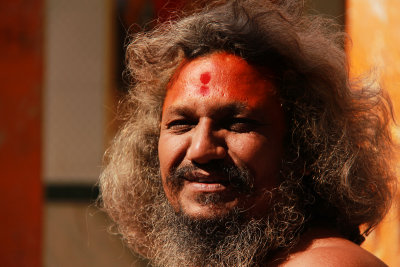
164, 102, 249, 118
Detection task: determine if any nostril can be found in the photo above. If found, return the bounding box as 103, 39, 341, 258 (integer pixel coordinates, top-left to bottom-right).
186, 119, 226, 163
188, 146, 226, 164
187, 138, 227, 164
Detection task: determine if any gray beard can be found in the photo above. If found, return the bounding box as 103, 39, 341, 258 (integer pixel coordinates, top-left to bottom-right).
146, 181, 306, 267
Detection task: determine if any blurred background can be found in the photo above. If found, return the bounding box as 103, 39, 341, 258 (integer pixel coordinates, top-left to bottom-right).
0, 0, 399, 266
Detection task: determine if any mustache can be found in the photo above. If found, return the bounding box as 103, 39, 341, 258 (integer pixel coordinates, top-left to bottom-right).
166, 161, 254, 194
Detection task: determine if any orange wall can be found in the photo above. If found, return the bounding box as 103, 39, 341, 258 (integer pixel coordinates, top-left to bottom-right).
346, 1, 400, 266
0, 0, 43, 266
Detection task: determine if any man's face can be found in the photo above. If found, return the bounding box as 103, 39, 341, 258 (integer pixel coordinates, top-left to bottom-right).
158, 52, 286, 220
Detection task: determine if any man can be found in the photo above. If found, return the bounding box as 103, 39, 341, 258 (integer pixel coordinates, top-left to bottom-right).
100, 0, 396, 266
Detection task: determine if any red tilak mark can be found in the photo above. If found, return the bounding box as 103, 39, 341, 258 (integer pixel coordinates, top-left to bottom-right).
200, 72, 211, 84
198, 72, 211, 95
199, 85, 209, 96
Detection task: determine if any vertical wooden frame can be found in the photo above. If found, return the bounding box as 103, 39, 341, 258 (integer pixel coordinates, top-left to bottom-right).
0, 0, 43, 266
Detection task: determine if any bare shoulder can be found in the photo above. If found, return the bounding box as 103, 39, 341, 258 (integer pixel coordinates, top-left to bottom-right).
281, 238, 387, 267
272, 229, 387, 267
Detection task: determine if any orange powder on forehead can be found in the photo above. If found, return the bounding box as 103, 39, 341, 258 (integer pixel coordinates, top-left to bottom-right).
163, 52, 279, 111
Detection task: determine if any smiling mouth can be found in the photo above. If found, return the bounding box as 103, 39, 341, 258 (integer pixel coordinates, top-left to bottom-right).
184, 172, 229, 184
168, 164, 253, 195
186, 178, 229, 186
181, 172, 232, 193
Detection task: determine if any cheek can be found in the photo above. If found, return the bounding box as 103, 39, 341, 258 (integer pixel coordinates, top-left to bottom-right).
227, 134, 269, 161
158, 133, 189, 210
227, 134, 283, 186
158, 133, 188, 179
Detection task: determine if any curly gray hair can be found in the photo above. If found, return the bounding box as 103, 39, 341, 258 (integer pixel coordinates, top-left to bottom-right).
99, 0, 397, 264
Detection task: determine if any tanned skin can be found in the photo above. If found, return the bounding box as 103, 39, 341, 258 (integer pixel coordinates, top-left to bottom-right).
272, 228, 387, 266
159, 52, 285, 220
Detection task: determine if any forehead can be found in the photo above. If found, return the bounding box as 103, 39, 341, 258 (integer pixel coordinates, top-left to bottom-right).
163, 52, 278, 112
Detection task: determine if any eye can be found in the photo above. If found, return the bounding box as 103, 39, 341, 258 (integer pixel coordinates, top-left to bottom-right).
166, 119, 196, 134
224, 118, 261, 133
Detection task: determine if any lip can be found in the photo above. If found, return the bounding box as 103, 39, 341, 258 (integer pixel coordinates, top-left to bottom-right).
184, 180, 228, 192
183, 172, 229, 192
183, 171, 228, 183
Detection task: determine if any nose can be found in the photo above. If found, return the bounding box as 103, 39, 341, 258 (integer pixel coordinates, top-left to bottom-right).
186, 119, 227, 164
